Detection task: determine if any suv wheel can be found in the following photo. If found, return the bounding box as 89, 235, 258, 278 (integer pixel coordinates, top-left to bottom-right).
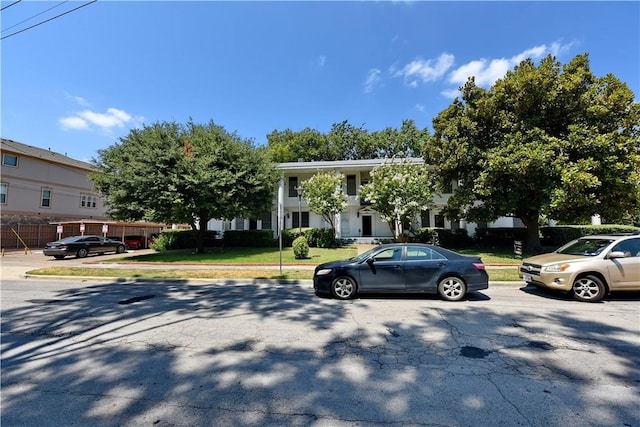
572, 275, 606, 303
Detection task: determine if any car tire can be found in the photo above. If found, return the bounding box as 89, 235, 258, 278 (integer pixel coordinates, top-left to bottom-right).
572, 275, 606, 302
116, 244, 126, 254
53, 255, 65, 260
76, 248, 88, 258
331, 276, 357, 300
437, 276, 467, 301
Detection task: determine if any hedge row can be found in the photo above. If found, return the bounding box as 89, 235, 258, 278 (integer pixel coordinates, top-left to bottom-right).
540, 225, 640, 246
150, 229, 219, 251
409, 228, 472, 248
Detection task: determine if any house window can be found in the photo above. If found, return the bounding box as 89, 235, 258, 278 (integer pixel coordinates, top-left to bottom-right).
346, 175, 356, 195
261, 212, 272, 230
80, 194, 97, 208
0, 183, 7, 204
292, 211, 309, 229
440, 180, 454, 194
235, 217, 245, 230
434, 214, 445, 228
41, 188, 52, 208
2, 153, 18, 167
288, 177, 299, 197
421, 210, 431, 228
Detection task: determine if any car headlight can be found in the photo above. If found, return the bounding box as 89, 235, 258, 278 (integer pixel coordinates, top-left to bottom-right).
543, 264, 571, 273
315, 268, 333, 276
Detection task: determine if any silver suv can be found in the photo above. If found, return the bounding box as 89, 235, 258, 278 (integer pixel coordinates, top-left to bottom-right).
520, 233, 640, 302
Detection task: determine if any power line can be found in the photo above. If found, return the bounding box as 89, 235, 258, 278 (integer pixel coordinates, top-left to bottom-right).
1, 0, 97, 41
1, 0, 21, 12
1, 1, 70, 34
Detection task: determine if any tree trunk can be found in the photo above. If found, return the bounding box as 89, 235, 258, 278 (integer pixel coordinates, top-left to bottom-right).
520, 214, 542, 252
193, 211, 210, 254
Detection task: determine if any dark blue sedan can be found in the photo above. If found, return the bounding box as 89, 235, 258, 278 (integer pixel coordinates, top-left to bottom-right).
313, 243, 489, 301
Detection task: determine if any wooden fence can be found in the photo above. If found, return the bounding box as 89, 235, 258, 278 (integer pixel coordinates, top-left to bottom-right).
1, 223, 164, 250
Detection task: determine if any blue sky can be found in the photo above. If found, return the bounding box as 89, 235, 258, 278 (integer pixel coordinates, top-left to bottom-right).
2, 1, 638, 162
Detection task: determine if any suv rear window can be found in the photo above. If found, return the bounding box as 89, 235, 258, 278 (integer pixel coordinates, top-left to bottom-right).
557, 238, 614, 256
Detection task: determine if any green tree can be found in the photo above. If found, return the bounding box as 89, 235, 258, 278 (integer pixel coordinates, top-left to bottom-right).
425, 53, 640, 249
266, 120, 429, 162
359, 159, 436, 241
300, 171, 348, 234
91, 120, 278, 253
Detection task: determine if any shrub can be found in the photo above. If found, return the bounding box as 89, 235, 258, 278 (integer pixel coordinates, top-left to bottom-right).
292, 236, 309, 259
304, 227, 336, 248
541, 225, 640, 246
223, 230, 275, 247
411, 228, 471, 248
150, 229, 219, 251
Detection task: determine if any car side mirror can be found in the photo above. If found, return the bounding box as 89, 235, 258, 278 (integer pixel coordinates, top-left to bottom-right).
608, 251, 627, 259
366, 257, 375, 265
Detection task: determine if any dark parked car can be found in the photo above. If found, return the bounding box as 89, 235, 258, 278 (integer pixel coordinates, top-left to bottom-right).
43, 235, 127, 259
313, 243, 489, 301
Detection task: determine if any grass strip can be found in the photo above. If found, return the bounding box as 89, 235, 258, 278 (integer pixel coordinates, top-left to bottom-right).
26, 266, 521, 282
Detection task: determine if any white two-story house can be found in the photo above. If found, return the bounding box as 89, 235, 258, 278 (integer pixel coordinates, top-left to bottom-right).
207, 158, 481, 242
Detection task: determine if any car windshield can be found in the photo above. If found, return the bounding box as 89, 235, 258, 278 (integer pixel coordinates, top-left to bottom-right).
350, 246, 384, 263
557, 238, 615, 256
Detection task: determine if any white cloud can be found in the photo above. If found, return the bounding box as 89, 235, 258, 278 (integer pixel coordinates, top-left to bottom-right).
394, 53, 455, 87
59, 116, 89, 130
60, 107, 143, 133
447, 42, 575, 88
364, 68, 382, 93
318, 55, 326, 67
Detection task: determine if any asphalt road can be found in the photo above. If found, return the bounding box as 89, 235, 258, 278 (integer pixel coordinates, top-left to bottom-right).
1, 270, 639, 426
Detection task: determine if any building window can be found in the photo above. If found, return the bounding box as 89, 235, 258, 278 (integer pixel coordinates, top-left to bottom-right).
80, 194, 97, 208
421, 210, 431, 227
261, 212, 272, 230
288, 177, 299, 197
0, 183, 7, 204
2, 153, 18, 167
346, 175, 356, 195
439, 181, 453, 194
41, 188, 52, 207
434, 214, 445, 228
292, 211, 309, 229
235, 217, 245, 230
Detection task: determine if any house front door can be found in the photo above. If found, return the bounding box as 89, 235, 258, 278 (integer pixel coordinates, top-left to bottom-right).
362, 215, 372, 237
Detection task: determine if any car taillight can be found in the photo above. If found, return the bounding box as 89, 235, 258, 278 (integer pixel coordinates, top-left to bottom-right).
472, 262, 485, 270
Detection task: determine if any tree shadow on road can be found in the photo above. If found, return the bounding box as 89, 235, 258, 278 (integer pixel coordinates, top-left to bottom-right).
1, 279, 638, 426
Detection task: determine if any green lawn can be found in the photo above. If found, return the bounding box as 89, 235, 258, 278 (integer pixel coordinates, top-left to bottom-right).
118, 246, 358, 265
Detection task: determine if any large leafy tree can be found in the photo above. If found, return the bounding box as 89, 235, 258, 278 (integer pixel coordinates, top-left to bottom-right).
359, 159, 436, 241
91, 120, 278, 253
300, 171, 348, 233
425, 53, 640, 249
266, 119, 428, 162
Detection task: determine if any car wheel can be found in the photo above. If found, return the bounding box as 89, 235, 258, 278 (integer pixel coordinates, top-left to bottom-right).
76, 248, 88, 258
331, 276, 357, 300
116, 244, 126, 254
437, 276, 467, 301
53, 255, 65, 260
572, 275, 606, 302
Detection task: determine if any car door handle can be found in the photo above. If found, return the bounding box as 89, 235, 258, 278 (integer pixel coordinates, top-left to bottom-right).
394, 264, 402, 268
